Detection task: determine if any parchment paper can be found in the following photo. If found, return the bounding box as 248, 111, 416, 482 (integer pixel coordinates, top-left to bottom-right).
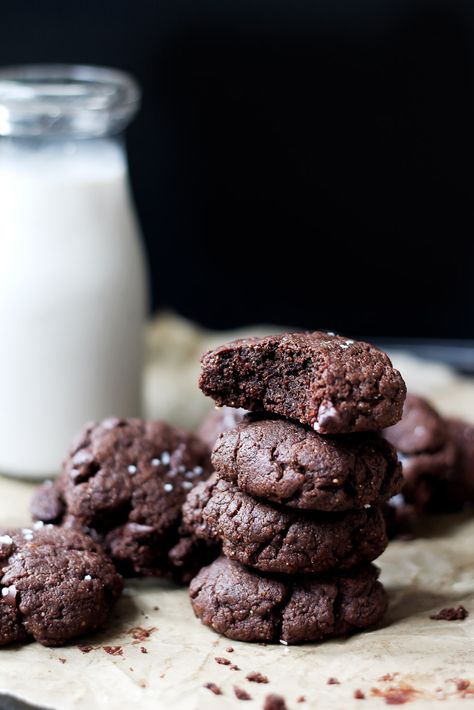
0, 316, 473, 710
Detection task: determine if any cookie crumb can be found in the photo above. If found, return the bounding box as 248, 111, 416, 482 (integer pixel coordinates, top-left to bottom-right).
230, 664, 241, 671
226, 646, 234, 653
153, 606, 159, 611
103, 646, 123, 656
58, 658, 66, 664
379, 674, 398, 682
354, 689, 365, 699
430, 605, 468, 621
263, 694, 288, 710
297, 697, 306, 703
204, 682, 222, 695
371, 685, 417, 705
247, 672, 269, 684
455, 679, 470, 691
234, 687, 251, 701
215, 656, 231, 665
140, 647, 148, 654
327, 677, 340, 685
78, 645, 94, 653
128, 626, 157, 642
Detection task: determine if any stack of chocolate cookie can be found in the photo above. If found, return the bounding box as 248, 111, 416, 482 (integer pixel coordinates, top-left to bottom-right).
186, 331, 407, 644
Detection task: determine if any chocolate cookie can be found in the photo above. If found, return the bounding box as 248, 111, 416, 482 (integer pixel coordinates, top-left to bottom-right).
197, 406, 247, 451
199, 332, 406, 434
0, 525, 122, 646
190, 556, 387, 644
31, 418, 214, 581
212, 418, 402, 511
384, 395, 457, 511
183, 476, 387, 574
435, 418, 474, 510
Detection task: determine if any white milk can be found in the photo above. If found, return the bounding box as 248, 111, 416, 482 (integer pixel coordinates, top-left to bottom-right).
0, 139, 147, 477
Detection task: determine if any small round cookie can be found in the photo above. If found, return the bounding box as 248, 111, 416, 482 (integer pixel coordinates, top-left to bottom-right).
32, 417, 213, 581
183, 476, 387, 574
384, 395, 457, 511
199, 332, 406, 434
212, 418, 402, 511
197, 406, 247, 451
0, 526, 122, 647
190, 556, 387, 644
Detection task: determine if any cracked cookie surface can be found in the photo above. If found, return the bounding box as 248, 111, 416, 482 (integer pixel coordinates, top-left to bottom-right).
0, 526, 122, 646
212, 417, 402, 511
189, 556, 387, 643
183, 475, 387, 574
199, 332, 406, 434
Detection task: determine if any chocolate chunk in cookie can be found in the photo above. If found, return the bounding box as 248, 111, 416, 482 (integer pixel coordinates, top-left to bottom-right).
183, 476, 387, 574
212, 418, 402, 511
189, 556, 387, 644
384, 395, 457, 511
199, 332, 406, 434
32, 418, 214, 581
0, 526, 122, 646
197, 406, 247, 451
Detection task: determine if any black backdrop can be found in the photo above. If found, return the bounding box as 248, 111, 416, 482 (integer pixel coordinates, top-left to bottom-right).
2, 0, 474, 338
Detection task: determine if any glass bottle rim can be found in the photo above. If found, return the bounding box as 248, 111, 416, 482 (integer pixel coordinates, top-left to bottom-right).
0, 64, 141, 138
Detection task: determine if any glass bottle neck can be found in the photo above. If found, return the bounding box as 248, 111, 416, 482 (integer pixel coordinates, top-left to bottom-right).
0, 135, 129, 182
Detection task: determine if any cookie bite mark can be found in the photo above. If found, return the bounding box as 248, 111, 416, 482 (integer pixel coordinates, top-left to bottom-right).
199, 332, 406, 434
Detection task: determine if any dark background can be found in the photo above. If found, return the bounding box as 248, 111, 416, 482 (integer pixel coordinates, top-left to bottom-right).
2, 0, 474, 338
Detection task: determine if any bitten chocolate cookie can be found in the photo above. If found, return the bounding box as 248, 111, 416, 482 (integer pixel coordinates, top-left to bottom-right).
183, 476, 387, 574
199, 332, 406, 434
212, 418, 402, 511
384, 395, 457, 511
197, 406, 247, 451
190, 556, 387, 644
0, 525, 122, 646
31, 418, 215, 581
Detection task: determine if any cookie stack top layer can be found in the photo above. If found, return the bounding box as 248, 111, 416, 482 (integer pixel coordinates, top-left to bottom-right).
199, 331, 406, 434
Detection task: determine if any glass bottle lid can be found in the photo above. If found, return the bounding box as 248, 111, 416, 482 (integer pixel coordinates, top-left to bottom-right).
0, 64, 140, 138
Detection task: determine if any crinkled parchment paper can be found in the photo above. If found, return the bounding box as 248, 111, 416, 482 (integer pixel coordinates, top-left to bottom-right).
0, 315, 473, 710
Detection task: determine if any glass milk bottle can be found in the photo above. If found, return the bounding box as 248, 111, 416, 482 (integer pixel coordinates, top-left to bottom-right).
0, 65, 148, 478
